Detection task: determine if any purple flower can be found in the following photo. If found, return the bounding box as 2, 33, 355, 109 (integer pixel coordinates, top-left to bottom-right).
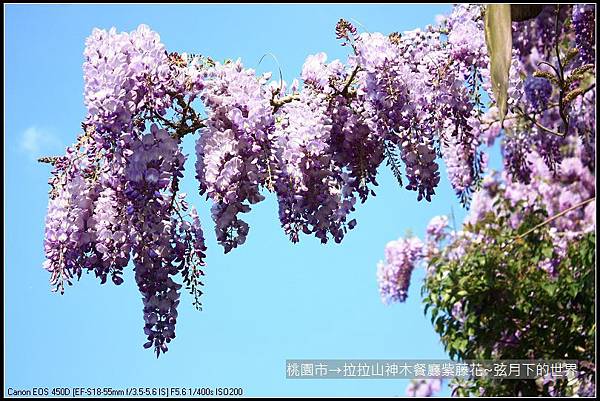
426, 215, 449, 242
524, 76, 552, 110
573, 5, 596, 64
377, 237, 423, 304
406, 379, 444, 397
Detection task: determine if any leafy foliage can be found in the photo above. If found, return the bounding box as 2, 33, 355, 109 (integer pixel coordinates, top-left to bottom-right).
421, 205, 595, 396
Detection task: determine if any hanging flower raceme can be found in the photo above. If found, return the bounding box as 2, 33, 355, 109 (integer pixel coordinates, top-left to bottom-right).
195, 59, 275, 253
43, 131, 108, 293
272, 88, 357, 244
43, 172, 100, 294
123, 125, 189, 357
314, 52, 385, 205
91, 185, 130, 285
376, 236, 423, 304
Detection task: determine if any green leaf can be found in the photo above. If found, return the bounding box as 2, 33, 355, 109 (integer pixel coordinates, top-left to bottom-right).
485, 4, 512, 122
542, 245, 554, 259
542, 282, 557, 296
568, 283, 579, 298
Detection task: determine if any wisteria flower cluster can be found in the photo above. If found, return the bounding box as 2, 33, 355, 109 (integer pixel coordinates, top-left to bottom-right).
192, 3, 501, 247
83, 25, 202, 145
376, 237, 423, 304
44, 23, 208, 357
195, 59, 275, 252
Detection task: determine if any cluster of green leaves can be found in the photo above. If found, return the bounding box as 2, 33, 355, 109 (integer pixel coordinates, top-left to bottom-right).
422, 202, 595, 396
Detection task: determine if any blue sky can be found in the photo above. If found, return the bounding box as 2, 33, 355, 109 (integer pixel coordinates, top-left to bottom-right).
5, 4, 501, 397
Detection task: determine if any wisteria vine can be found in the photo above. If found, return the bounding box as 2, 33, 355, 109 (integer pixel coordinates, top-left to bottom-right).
41, 4, 595, 357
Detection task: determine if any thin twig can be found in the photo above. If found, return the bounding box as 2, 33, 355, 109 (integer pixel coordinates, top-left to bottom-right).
38, 156, 61, 165
341, 65, 361, 96
536, 61, 560, 79
512, 104, 565, 137
481, 83, 595, 131
271, 93, 301, 111
504, 197, 596, 248
258, 52, 284, 95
